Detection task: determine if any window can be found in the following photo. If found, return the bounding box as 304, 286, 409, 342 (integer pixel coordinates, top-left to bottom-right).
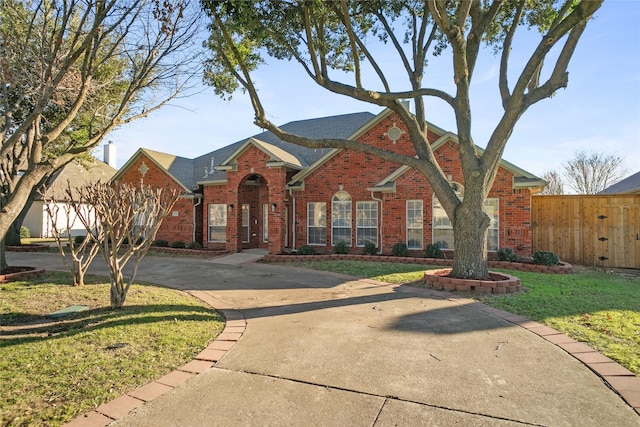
432, 196, 499, 251
432, 197, 453, 249
307, 202, 326, 245
356, 201, 378, 247
262, 203, 269, 242
331, 192, 352, 246
485, 199, 499, 251
208, 204, 226, 242
242, 204, 249, 243
406, 200, 423, 249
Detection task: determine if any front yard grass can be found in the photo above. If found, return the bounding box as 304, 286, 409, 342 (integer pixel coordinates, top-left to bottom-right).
0, 272, 224, 426
276, 260, 640, 375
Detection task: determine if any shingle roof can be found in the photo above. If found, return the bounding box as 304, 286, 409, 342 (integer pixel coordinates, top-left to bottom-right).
140, 149, 195, 190
600, 171, 640, 194
193, 112, 375, 187
40, 159, 117, 200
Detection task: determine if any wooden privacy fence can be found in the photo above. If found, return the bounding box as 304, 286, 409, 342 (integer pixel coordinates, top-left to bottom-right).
531, 195, 640, 269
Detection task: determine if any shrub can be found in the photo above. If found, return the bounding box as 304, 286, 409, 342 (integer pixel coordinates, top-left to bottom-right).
333, 242, 349, 254
424, 243, 442, 259
74, 235, 85, 245
391, 242, 409, 257
497, 248, 519, 262
186, 241, 203, 250
532, 250, 560, 266
19, 226, 30, 239
171, 241, 186, 249
297, 245, 316, 255
152, 239, 169, 247
363, 241, 378, 255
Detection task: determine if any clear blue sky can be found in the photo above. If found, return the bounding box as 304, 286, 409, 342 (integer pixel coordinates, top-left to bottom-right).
107, 1, 640, 180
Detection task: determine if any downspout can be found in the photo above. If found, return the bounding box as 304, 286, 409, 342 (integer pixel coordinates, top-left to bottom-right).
289, 188, 296, 251
193, 196, 201, 243
371, 192, 383, 255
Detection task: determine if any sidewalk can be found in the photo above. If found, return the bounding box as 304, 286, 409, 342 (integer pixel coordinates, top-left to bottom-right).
7, 252, 640, 426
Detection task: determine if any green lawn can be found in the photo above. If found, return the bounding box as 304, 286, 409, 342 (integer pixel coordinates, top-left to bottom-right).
0, 272, 224, 426
275, 260, 640, 375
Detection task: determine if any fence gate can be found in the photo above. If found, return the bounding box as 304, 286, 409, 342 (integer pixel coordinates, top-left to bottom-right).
531, 195, 640, 269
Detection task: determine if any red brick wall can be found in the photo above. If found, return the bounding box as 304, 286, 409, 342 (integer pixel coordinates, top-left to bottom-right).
118, 112, 534, 256
201, 145, 291, 253
292, 114, 533, 256
116, 154, 195, 244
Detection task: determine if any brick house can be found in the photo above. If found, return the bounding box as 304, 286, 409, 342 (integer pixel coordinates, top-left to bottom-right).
113, 109, 545, 255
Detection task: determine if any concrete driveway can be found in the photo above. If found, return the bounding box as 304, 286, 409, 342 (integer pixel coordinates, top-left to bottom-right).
7, 252, 639, 426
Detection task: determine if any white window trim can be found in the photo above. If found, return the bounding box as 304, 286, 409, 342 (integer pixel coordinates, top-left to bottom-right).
432, 196, 500, 251
307, 202, 326, 246
331, 192, 352, 247
262, 203, 269, 243
406, 200, 423, 250
242, 204, 250, 243
208, 203, 227, 242
356, 201, 378, 247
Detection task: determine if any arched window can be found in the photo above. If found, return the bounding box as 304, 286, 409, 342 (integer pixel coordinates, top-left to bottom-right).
332, 191, 352, 246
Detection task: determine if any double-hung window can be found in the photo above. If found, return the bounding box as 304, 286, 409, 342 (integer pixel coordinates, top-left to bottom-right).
356, 201, 378, 247
307, 202, 326, 245
331, 192, 352, 246
432, 196, 499, 251
208, 204, 226, 242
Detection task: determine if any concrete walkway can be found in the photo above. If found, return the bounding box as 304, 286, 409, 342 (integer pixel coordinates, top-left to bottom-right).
7, 252, 640, 426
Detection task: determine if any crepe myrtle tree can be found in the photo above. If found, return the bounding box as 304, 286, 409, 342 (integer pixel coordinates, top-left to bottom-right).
74, 182, 180, 309
201, 0, 603, 279
41, 181, 102, 287
0, 0, 202, 270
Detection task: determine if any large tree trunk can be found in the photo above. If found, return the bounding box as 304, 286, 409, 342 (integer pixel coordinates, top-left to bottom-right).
0, 240, 6, 271
5, 222, 23, 246
450, 188, 490, 279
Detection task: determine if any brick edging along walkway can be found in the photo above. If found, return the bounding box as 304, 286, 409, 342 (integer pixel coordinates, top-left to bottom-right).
64, 259, 638, 425
263, 253, 573, 274
397, 284, 640, 417
63, 298, 247, 427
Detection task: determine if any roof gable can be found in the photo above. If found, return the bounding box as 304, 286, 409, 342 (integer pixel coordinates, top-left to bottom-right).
369, 134, 545, 190
289, 108, 451, 186
195, 112, 375, 184
218, 138, 303, 169
287, 110, 544, 190
112, 148, 193, 192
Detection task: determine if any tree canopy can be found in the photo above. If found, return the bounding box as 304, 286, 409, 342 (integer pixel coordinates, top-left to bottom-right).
0, 0, 202, 268
202, 0, 603, 279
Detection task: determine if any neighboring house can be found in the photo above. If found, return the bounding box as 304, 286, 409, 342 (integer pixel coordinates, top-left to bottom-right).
23, 159, 117, 237
113, 109, 546, 255
599, 171, 640, 195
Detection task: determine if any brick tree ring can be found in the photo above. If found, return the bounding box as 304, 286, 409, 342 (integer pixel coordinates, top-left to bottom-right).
424, 268, 521, 294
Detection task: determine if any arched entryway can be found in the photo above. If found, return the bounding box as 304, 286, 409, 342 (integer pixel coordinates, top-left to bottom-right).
233, 174, 271, 251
